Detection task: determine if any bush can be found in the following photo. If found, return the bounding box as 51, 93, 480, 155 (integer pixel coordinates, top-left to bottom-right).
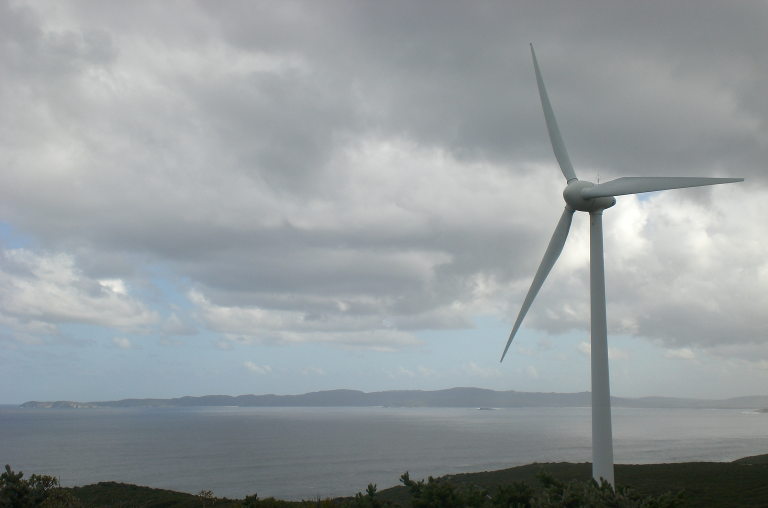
0, 465, 81, 507
378, 470, 682, 508
530, 472, 682, 507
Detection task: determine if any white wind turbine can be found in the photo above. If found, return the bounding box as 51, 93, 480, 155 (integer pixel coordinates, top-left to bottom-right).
500, 45, 743, 485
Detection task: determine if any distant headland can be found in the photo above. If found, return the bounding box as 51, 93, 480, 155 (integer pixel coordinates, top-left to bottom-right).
20, 387, 768, 410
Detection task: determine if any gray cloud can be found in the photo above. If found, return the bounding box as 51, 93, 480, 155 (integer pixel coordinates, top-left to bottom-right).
1, 1, 766, 355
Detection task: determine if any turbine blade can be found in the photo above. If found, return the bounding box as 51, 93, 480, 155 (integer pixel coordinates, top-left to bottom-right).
501, 207, 575, 362
582, 176, 743, 199
531, 44, 578, 183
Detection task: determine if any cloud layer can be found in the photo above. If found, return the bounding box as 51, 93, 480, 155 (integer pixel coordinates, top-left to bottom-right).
1, 1, 766, 367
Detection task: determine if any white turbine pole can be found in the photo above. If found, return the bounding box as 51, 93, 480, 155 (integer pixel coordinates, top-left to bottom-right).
589, 210, 614, 485
501, 44, 743, 490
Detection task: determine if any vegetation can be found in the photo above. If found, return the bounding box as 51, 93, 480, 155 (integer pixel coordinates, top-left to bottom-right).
3, 455, 767, 507
0, 465, 81, 507
341, 471, 680, 507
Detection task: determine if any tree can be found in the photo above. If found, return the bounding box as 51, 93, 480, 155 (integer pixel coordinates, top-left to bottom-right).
197, 489, 215, 507
350, 483, 391, 508
0, 465, 80, 507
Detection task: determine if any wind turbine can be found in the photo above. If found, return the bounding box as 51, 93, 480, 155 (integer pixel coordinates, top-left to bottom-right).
500, 44, 743, 486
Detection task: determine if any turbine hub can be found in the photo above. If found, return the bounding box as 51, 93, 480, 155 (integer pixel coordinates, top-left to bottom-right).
563, 180, 616, 212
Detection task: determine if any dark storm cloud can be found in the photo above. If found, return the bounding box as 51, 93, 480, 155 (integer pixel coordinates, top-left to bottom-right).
194, 0, 768, 178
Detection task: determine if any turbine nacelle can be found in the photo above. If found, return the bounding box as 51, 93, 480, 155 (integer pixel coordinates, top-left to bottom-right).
563, 180, 616, 212
502, 44, 744, 486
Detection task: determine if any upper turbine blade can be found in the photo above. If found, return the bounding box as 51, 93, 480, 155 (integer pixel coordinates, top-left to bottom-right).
531, 44, 578, 183
501, 206, 575, 362
582, 176, 744, 199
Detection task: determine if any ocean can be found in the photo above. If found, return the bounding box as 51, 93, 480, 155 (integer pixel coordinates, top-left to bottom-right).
1, 405, 766, 500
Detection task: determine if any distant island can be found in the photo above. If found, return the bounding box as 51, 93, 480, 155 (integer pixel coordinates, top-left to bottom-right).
20, 387, 768, 410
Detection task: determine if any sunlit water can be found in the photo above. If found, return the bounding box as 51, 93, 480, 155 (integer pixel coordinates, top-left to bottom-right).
1, 406, 766, 500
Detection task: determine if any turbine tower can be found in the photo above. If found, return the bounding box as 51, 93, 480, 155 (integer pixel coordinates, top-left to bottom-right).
500, 45, 743, 486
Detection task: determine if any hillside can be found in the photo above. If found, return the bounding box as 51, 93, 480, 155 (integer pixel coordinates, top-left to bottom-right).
58, 454, 768, 507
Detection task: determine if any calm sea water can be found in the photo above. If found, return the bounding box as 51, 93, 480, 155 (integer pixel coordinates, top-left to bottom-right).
1, 406, 766, 500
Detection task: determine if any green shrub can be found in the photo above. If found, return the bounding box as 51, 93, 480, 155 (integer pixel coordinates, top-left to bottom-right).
0, 465, 81, 507
377, 470, 682, 508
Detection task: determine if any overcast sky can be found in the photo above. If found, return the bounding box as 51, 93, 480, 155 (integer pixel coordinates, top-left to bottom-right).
1, 1, 766, 403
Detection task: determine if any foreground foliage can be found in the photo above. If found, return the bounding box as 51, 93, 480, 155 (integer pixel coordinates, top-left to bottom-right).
0, 465, 81, 507
1, 464, 680, 508
4, 454, 768, 507
347, 472, 681, 508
